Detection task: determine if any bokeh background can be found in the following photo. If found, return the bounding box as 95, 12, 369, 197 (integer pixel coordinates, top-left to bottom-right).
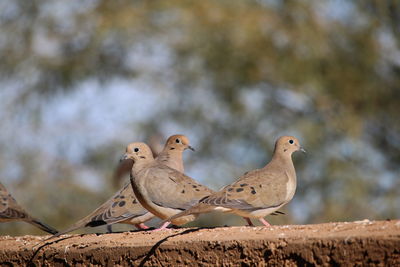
1, 0, 399, 235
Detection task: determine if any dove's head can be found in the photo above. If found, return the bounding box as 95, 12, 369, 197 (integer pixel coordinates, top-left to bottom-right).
274, 136, 306, 156
164, 134, 195, 152
121, 142, 154, 162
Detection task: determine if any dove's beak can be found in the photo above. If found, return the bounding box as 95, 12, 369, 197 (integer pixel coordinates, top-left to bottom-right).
187, 145, 195, 151
120, 153, 132, 162
299, 147, 306, 153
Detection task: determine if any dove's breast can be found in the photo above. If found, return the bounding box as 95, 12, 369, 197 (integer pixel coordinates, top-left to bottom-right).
284, 171, 297, 202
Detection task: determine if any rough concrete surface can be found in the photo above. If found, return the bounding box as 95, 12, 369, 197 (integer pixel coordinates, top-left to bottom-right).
0, 220, 399, 266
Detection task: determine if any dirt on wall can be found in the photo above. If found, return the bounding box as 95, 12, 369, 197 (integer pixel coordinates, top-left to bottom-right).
0, 220, 399, 266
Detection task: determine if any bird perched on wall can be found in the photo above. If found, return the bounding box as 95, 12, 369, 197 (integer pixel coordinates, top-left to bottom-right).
162, 136, 305, 227
0, 182, 58, 234
122, 142, 214, 230
52, 135, 195, 237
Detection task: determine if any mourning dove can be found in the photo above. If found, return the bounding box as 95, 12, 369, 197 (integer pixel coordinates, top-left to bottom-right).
164, 136, 305, 227
122, 142, 214, 230
0, 182, 58, 234
53, 135, 194, 237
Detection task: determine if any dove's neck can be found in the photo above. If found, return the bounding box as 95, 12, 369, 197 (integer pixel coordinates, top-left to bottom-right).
131, 159, 153, 174
156, 148, 184, 173
267, 151, 296, 178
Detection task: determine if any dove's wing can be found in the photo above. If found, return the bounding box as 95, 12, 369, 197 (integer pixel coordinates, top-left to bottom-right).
142, 165, 213, 211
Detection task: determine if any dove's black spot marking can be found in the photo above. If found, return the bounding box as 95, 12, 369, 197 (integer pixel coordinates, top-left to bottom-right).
227, 188, 233, 192
259, 184, 262, 188
119, 195, 125, 199
2, 197, 7, 201
112, 202, 118, 208
284, 149, 287, 152
140, 156, 146, 159
181, 190, 185, 194
132, 199, 137, 204
119, 201, 126, 207
236, 188, 244, 192
192, 185, 197, 188
170, 147, 175, 150
227, 194, 232, 197
250, 187, 256, 194
195, 189, 200, 191
240, 183, 248, 187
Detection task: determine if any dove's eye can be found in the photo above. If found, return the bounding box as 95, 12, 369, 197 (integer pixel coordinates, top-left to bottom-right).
134, 148, 139, 152
289, 140, 294, 144
175, 138, 181, 144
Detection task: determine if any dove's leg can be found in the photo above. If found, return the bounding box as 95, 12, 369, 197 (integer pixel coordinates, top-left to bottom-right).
244, 217, 254, 226
259, 218, 271, 227
106, 225, 113, 233
135, 223, 149, 230
152, 221, 171, 231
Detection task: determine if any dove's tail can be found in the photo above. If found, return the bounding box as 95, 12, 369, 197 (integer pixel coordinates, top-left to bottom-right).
43, 221, 89, 241
271, 211, 285, 216
49, 214, 112, 239
52, 224, 84, 238
28, 218, 59, 235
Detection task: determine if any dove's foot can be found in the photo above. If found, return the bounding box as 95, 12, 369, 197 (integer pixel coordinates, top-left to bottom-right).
259, 218, 271, 227
135, 223, 150, 230
151, 221, 172, 232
